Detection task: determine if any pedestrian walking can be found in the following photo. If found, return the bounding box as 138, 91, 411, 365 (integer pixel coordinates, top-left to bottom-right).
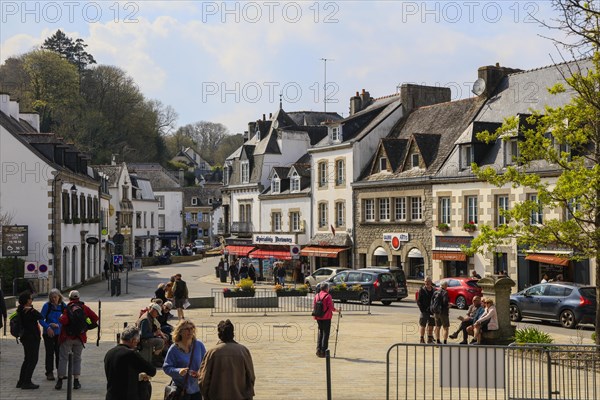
230, 261, 238, 285
163, 319, 206, 400
199, 319, 255, 400
56, 290, 99, 390
104, 325, 156, 400
276, 262, 286, 286
15, 291, 43, 390
39, 288, 67, 381
416, 276, 436, 344
173, 274, 189, 320
312, 282, 339, 358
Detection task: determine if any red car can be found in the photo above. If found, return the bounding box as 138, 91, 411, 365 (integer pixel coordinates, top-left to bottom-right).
415, 277, 482, 310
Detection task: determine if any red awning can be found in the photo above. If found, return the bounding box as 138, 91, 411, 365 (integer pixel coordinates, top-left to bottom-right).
525, 253, 570, 266
432, 250, 467, 262
300, 246, 349, 258
249, 249, 291, 260
225, 245, 256, 257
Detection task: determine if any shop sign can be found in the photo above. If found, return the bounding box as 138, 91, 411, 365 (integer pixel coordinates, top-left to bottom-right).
253, 234, 296, 245
2, 225, 28, 256
226, 238, 253, 246
383, 233, 409, 242
435, 236, 472, 249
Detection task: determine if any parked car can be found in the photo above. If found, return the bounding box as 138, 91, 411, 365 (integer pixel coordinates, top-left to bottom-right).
304, 267, 349, 291
414, 277, 481, 310
193, 239, 206, 254
364, 267, 408, 300
317, 269, 398, 306
509, 282, 596, 329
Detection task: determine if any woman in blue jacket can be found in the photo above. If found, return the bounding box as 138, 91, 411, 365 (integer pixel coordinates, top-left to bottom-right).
39, 288, 66, 381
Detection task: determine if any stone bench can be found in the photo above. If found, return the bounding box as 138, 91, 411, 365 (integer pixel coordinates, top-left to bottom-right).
235, 297, 278, 308
187, 297, 214, 309
481, 330, 500, 345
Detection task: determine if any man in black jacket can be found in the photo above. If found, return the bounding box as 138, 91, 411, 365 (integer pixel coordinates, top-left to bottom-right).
416, 276, 436, 344
104, 325, 156, 400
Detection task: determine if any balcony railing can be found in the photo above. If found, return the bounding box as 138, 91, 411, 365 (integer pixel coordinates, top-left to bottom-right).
230, 221, 253, 236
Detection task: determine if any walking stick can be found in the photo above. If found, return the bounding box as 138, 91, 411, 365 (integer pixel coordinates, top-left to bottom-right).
96, 300, 101, 346
333, 308, 342, 358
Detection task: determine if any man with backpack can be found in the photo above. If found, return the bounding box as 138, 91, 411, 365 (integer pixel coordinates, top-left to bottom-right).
416, 276, 436, 344
431, 281, 450, 344
312, 282, 339, 358
56, 290, 99, 391
172, 274, 188, 320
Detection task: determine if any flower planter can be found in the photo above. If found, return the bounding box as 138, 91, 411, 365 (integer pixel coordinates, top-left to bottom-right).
330, 291, 362, 301
276, 290, 307, 297
464, 228, 476, 233
223, 291, 255, 298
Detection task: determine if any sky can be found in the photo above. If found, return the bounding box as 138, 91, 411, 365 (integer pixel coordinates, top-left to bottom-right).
0, 1, 568, 135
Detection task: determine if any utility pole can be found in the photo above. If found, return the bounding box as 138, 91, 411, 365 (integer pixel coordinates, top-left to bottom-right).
321, 58, 334, 112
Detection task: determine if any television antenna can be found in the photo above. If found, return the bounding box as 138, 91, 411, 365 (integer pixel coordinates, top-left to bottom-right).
321, 58, 334, 112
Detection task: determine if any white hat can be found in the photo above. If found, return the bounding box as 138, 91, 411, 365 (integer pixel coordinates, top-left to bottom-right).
149, 303, 162, 314
69, 290, 80, 300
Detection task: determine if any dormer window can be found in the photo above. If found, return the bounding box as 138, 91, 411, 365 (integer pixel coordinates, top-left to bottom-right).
271, 177, 280, 194
460, 144, 473, 170
331, 126, 341, 142
256, 130, 261, 140
223, 164, 231, 185
241, 161, 249, 183
379, 157, 388, 172
411, 154, 419, 168
290, 171, 300, 192
191, 197, 198, 206
505, 139, 519, 166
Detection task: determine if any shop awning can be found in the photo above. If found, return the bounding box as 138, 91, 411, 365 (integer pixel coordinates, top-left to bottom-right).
432, 250, 467, 262
374, 247, 388, 256
300, 246, 349, 258
408, 248, 423, 258
225, 245, 256, 257
525, 253, 570, 266
249, 249, 291, 260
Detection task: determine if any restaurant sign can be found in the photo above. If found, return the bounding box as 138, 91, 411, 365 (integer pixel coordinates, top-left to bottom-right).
434, 236, 472, 249
253, 234, 296, 245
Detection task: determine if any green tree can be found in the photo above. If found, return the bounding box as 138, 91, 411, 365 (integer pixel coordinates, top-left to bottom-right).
42, 29, 96, 73
468, 53, 600, 343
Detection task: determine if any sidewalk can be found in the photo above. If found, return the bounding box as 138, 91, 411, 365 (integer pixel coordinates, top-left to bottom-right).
0, 258, 588, 400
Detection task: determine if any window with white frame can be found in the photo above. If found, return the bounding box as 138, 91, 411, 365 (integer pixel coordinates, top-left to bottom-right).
497, 195, 509, 226
466, 196, 478, 224
290, 171, 300, 192
191, 197, 198, 206
529, 194, 543, 225
395, 197, 406, 221
241, 161, 250, 183
364, 199, 375, 222
335, 202, 345, 227
271, 177, 280, 194
318, 203, 328, 228
318, 162, 328, 187
223, 165, 230, 185
411, 154, 420, 168
272, 212, 282, 232
379, 157, 388, 172
331, 126, 341, 141
439, 197, 451, 224
136, 212, 142, 228
565, 198, 581, 221
157, 195, 165, 210
158, 214, 165, 230
505, 139, 519, 166
290, 212, 300, 231
336, 160, 345, 185
411, 197, 422, 220
379, 198, 390, 221
461, 145, 473, 169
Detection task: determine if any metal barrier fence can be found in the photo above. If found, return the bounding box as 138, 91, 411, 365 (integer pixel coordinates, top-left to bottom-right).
210, 288, 371, 316
386, 343, 600, 400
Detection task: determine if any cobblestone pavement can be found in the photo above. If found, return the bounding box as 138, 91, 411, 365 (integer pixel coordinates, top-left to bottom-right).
0, 258, 587, 400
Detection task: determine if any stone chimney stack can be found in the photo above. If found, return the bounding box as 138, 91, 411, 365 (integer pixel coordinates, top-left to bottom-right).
399, 84, 451, 113
477, 63, 522, 98
349, 89, 373, 116
350, 91, 361, 115
247, 121, 257, 140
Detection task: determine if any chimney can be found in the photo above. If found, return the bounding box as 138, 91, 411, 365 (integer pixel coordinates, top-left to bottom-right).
349, 91, 361, 115
269, 112, 272, 119
349, 89, 372, 116
19, 113, 40, 132
477, 63, 522, 98
399, 84, 451, 113
262, 114, 266, 121
243, 131, 249, 143
247, 121, 257, 140
178, 168, 185, 186
0, 93, 10, 117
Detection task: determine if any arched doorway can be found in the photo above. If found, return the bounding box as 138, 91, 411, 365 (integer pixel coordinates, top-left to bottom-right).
373, 246, 389, 267
407, 247, 425, 279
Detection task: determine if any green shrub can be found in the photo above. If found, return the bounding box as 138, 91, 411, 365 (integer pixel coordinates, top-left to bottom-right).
513, 327, 554, 344
593, 332, 597, 343
0, 257, 25, 293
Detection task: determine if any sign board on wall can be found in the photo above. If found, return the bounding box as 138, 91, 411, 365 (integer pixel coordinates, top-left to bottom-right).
253, 234, 296, 245
383, 233, 409, 250
2, 225, 28, 256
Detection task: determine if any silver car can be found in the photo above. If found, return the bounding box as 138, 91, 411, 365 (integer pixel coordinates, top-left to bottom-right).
304, 267, 349, 291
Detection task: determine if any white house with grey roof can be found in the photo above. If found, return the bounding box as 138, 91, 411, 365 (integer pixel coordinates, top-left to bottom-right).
130, 175, 160, 257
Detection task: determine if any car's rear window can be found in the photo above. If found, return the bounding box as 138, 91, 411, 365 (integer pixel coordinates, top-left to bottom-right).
380, 273, 394, 283
580, 288, 597, 299
466, 281, 480, 288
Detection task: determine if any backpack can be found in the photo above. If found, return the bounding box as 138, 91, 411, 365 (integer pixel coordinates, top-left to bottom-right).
312, 293, 329, 317
430, 290, 443, 314
65, 302, 92, 337
9, 310, 24, 340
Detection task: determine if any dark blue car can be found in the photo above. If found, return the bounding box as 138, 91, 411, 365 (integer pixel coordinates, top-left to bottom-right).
509, 282, 596, 329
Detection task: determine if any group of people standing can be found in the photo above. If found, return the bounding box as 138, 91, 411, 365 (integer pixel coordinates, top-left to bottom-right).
12, 289, 99, 391
417, 276, 498, 345
105, 318, 255, 400
155, 273, 189, 320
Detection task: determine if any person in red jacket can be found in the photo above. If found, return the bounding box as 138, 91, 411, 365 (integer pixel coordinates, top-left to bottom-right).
313, 282, 339, 358
55, 290, 99, 391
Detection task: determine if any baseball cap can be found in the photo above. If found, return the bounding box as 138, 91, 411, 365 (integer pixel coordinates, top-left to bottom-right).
69, 290, 80, 300
149, 303, 162, 314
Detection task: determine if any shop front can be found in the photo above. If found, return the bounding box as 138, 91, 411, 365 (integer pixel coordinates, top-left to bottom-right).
517, 249, 590, 290
432, 236, 472, 279
301, 233, 352, 272
249, 234, 298, 281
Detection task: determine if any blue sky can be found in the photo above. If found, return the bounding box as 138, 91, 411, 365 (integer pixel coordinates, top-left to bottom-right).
1, 1, 565, 134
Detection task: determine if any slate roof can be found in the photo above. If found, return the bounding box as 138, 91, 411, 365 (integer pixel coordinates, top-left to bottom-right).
288, 111, 343, 126
261, 154, 312, 197
307, 233, 353, 247
360, 96, 485, 182
127, 163, 181, 189
94, 165, 123, 186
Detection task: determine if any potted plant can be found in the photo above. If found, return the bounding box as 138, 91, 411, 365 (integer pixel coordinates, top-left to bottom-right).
437, 223, 450, 232
274, 284, 309, 297
463, 221, 477, 232
330, 283, 364, 301
223, 278, 256, 297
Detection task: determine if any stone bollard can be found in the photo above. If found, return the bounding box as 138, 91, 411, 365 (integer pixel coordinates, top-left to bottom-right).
477, 275, 516, 345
